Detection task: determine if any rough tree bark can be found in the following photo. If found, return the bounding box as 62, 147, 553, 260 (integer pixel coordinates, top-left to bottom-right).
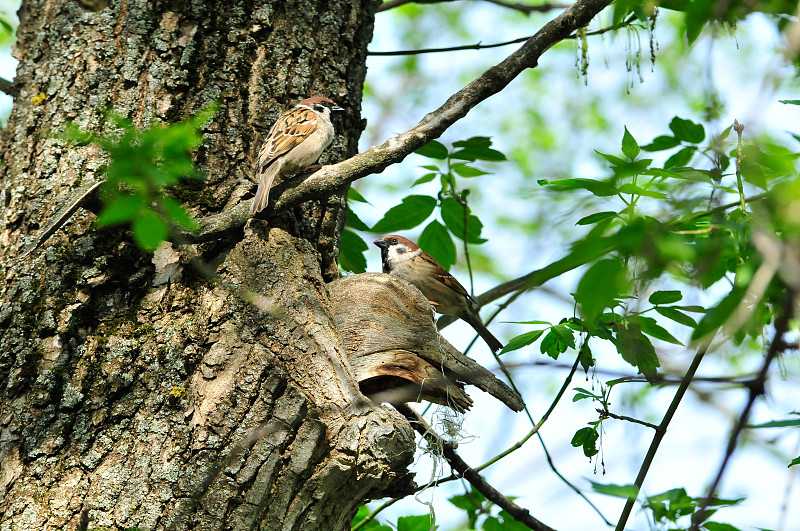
0, 1, 418, 529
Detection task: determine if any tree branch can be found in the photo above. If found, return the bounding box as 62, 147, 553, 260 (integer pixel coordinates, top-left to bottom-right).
615, 333, 717, 530
0, 75, 13, 95
189, 0, 614, 243
690, 289, 796, 530
396, 403, 557, 531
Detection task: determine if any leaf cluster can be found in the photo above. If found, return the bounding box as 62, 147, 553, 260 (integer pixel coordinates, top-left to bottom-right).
342, 137, 503, 273
61, 105, 218, 252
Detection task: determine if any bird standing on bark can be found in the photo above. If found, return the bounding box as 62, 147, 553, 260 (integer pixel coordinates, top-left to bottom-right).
374, 234, 503, 352
251, 96, 344, 214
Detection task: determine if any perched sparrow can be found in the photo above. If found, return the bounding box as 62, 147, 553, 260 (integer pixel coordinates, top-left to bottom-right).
374, 235, 503, 352
251, 96, 344, 214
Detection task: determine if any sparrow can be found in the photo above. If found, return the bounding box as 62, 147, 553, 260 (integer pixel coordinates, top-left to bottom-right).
251, 96, 344, 214
374, 235, 503, 352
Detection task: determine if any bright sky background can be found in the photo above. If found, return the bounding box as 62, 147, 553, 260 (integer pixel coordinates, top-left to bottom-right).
357, 5, 800, 531
1, 2, 798, 530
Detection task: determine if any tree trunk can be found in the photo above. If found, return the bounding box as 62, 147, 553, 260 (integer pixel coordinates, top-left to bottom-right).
0, 1, 416, 529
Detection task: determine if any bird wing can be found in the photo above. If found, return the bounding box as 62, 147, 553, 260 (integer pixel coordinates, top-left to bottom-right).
257, 106, 319, 169
412, 251, 471, 304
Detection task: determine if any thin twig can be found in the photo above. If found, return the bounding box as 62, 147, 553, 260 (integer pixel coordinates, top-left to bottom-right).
368, 16, 635, 56
615, 333, 717, 530
420, 351, 614, 525
397, 403, 557, 531
489, 359, 766, 387
0, 75, 13, 95
690, 289, 796, 529
484, 0, 572, 15
733, 119, 747, 215
598, 408, 660, 431
376, 0, 450, 12
685, 191, 768, 223
376, 0, 570, 14
350, 497, 401, 531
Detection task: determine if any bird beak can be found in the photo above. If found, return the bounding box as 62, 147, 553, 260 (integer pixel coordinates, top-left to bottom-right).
373, 239, 388, 248
331, 104, 345, 112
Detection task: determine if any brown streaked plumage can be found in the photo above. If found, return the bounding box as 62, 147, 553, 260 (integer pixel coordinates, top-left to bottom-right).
374, 234, 504, 352
251, 96, 344, 214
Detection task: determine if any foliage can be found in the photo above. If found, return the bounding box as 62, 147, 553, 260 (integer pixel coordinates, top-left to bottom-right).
343, 136, 500, 273
350, 97, 800, 530
61, 105, 218, 252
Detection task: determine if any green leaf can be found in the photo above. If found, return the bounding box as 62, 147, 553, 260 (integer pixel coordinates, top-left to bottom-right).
616, 323, 660, 379
664, 146, 697, 168
590, 481, 639, 499
351, 505, 391, 530
655, 306, 698, 328
451, 146, 507, 162
749, 417, 800, 429
617, 183, 667, 199
159, 196, 200, 232
500, 329, 545, 354
132, 210, 168, 252
779, 99, 800, 105
95, 195, 146, 227
452, 136, 492, 148
448, 489, 485, 510
418, 220, 456, 271
669, 117, 705, 143
612, 0, 639, 24
649, 290, 683, 305
397, 514, 435, 531
579, 343, 595, 372
789, 456, 800, 468
628, 315, 683, 345
451, 162, 490, 177
576, 258, 627, 324
449, 488, 485, 528
339, 229, 368, 274
572, 388, 596, 401
370, 195, 437, 233
414, 140, 448, 159
595, 150, 626, 166
545, 178, 616, 197
641, 135, 681, 152
621, 126, 640, 160
412, 173, 437, 186
486, 512, 530, 531
348, 188, 370, 204
577, 211, 617, 226
551, 324, 576, 349
691, 287, 746, 341
345, 208, 370, 231
571, 426, 599, 457
440, 197, 487, 244
703, 523, 742, 531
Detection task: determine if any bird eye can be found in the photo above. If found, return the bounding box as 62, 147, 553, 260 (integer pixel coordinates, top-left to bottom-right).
389, 238, 397, 244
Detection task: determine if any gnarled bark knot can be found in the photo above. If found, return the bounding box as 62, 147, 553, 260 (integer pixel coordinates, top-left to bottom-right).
328, 273, 525, 413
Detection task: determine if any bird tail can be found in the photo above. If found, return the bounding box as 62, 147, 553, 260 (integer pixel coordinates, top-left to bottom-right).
464, 314, 504, 352
251, 164, 278, 214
